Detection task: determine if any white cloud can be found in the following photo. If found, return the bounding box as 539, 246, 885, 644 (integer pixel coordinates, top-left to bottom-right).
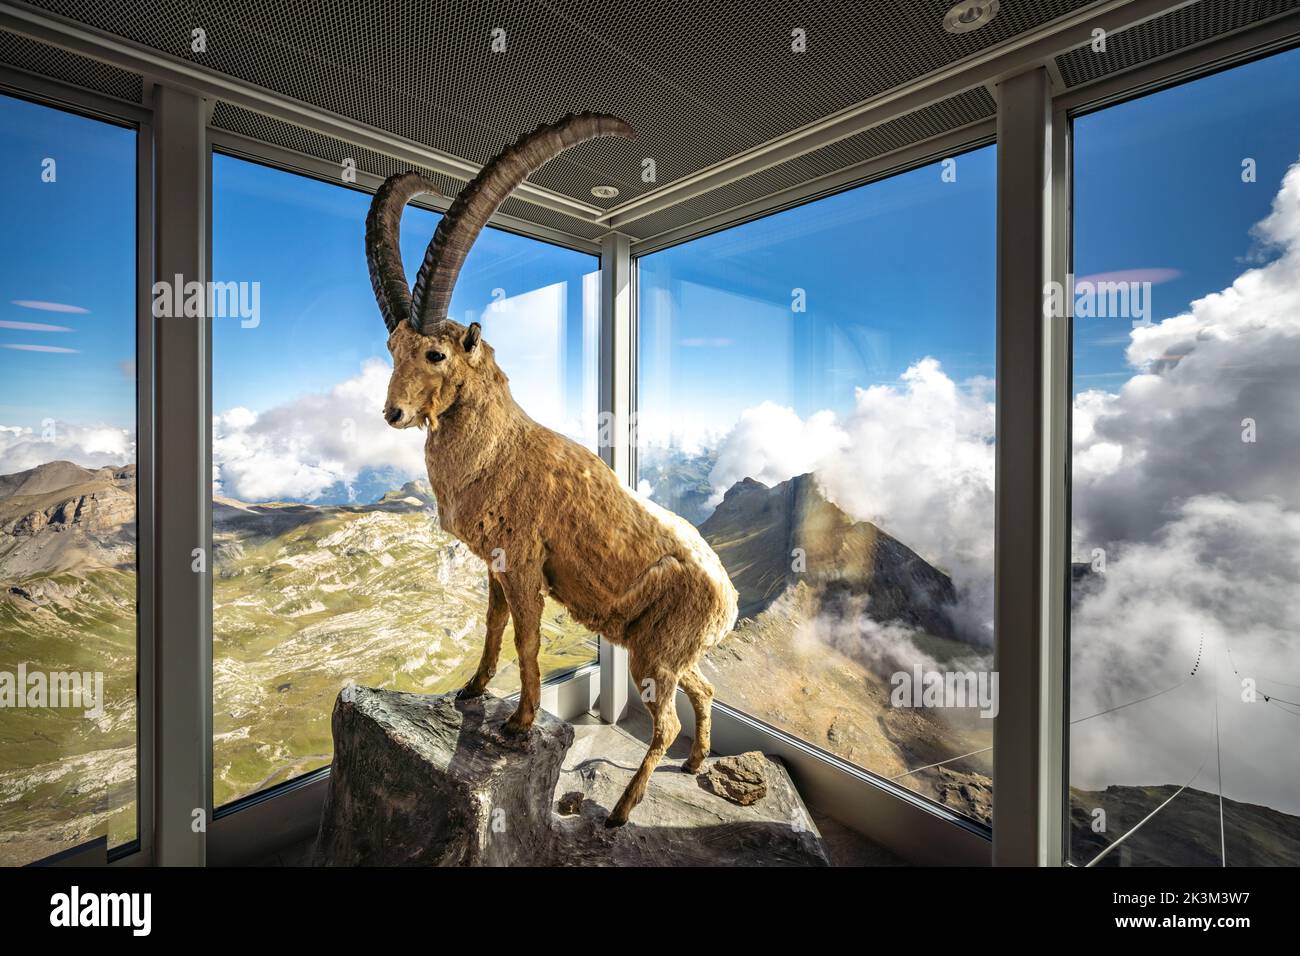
708, 402, 849, 503
1067, 158, 1300, 813
700, 158, 1300, 816
706, 358, 997, 640
213, 358, 425, 502
0, 421, 134, 475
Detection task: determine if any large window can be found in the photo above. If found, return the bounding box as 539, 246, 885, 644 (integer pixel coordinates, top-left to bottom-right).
1069, 48, 1300, 865
0, 94, 138, 865
211, 155, 600, 807
637, 148, 997, 823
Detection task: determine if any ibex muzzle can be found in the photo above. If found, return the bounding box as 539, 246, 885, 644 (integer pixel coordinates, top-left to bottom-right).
365, 114, 739, 826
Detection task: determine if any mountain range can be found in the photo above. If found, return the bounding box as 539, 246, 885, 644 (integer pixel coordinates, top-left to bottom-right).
4, 459, 1298, 863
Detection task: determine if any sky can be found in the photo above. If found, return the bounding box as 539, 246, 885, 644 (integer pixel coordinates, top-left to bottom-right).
1073, 46, 1300, 390
0, 93, 135, 440
4, 47, 1297, 478
209, 153, 597, 422
638, 143, 996, 449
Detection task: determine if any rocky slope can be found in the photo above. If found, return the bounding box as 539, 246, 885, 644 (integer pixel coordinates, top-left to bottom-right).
0, 461, 136, 575
0, 463, 138, 864
700, 473, 959, 635
0, 463, 594, 863
1070, 784, 1300, 866
698, 474, 994, 822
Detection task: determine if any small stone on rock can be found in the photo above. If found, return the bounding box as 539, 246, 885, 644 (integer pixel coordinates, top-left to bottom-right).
557, 791, 584, 815
704, 751, 769, 806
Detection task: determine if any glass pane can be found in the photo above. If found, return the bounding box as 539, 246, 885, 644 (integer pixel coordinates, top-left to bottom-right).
1069, 48, 1300, 866
0, 94, 138, 864
637, 148, 997, 824
211, 155, 599, 807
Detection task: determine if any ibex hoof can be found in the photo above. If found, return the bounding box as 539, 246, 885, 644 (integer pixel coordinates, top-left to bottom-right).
604, 812, 628, 829
681, 759, 704, 774
455, 683, 485, 701
501, 718, 533, 738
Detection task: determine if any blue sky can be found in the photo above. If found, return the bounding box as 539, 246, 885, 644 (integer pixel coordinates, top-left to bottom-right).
638, 144, 996, 438
0, 94, 135, 432
210, 154, 596, 419
1074, 46, 1300, 390
1, 44, 1298, 441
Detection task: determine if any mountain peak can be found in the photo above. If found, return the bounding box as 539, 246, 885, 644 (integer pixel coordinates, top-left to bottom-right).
0, 460, 102, 499
701, 473, 958, 639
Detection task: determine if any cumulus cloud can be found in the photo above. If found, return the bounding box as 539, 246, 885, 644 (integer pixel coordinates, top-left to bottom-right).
1069, 496, 1300, 810
1064, 159, 1300, 813
707, 357, 997, 639
213, 358, 425, 502
708, 402, 849, 502
702, 158, 1300, 816
0, 421, 134, 475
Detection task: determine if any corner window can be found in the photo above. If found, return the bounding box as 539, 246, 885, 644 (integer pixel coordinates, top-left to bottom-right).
1069, 47, 1300, 866
210, 155, 600, 807
637, 147, 998, 823
0, 93, 138, 864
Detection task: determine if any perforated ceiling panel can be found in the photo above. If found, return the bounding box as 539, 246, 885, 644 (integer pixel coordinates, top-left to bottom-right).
0, 27, 142, 102
1056, 0, 1298, 86
21, 1, 1093, 209
9, 1, 1300, 247
209, 100, 611, 242
619, 86, 997, 241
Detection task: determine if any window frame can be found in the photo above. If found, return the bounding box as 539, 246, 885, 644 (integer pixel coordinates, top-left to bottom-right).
0, 77, 154, 867
203, 144, 607, 823
626, 140, 1002, 852
1057, 37, 1300, 870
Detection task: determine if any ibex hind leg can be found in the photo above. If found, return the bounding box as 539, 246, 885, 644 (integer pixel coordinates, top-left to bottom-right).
678, 663, 714, 773
457, 574, 509, 700
606, 653, 680, 828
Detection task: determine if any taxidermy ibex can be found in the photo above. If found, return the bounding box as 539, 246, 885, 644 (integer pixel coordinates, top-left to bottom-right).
365, 113, 739, 826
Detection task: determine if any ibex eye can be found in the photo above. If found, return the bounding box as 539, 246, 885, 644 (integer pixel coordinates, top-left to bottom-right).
426, 350, 446, 364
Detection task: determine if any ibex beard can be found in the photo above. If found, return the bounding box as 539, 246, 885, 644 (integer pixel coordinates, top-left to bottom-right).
367, 114, 739, 827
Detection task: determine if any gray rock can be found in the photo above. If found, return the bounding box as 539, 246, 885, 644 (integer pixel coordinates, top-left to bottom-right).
543, 721, 830, 866
313, 686, 830, 867
703, 751, 768, 806
312, 686, 573, 866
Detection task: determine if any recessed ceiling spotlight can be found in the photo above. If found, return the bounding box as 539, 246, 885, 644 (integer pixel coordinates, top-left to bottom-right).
591, 185, 620, 199
943, 0, 999, 34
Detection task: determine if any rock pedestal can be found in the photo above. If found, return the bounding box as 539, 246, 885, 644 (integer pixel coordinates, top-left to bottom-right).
312, 685, 572, 866
313, 685, 831, 866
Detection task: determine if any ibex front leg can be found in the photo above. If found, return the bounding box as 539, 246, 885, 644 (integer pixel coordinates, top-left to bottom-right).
457, 574, 509, 700
499, 567, 544, 736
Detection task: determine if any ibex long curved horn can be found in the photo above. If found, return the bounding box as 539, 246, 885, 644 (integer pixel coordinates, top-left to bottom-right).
365, 171, 442, 333
409, 112, 634, 333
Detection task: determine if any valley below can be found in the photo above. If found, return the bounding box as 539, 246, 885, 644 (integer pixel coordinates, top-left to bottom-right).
3, 459, 1297, 865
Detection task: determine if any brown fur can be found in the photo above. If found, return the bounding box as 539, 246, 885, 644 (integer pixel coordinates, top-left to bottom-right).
383, 320, 738, 825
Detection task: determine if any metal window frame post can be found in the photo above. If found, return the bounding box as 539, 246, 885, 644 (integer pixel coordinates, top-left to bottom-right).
151, 82, 212, 866
596, 232, 633, 723
992, 66, 1068, 867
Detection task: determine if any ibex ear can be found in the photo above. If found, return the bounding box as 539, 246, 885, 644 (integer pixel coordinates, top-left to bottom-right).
462, 321, 482, 365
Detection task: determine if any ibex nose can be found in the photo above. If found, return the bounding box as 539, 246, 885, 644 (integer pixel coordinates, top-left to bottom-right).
384, 406, 402, 425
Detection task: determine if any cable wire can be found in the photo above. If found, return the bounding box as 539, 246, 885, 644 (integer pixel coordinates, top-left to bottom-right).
1085, 758, 1208, 868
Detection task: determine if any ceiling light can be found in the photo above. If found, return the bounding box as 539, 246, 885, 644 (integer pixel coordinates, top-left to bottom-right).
591, 185, 620, 199
943, 0, 999, 34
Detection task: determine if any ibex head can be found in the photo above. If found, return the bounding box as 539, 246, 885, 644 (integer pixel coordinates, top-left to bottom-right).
365, 113, 634, 431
